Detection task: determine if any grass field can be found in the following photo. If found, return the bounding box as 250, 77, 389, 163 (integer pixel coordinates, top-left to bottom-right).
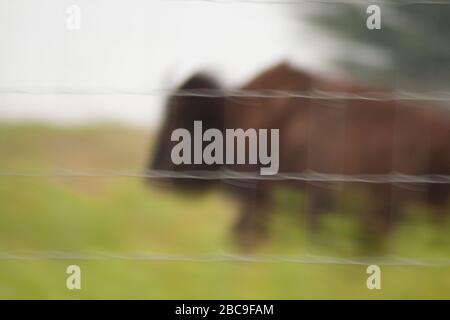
0, 123, 449, 299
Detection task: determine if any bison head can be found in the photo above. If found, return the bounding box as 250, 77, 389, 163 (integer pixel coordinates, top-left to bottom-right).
146, 73, 225, 192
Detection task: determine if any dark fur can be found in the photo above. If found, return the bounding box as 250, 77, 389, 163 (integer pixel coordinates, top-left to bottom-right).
148, 63, 450, 248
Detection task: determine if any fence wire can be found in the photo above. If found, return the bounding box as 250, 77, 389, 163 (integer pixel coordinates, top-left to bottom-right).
0, 251, 450, 267
2, 170, 450, 184
2, 87, 450, 101
166, 0, 450, 6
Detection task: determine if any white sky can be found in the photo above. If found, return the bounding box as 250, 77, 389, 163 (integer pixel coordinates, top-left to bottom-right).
0, 0, 336, 127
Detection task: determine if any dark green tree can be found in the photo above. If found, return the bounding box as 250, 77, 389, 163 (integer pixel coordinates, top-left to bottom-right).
305, 2, 450, 90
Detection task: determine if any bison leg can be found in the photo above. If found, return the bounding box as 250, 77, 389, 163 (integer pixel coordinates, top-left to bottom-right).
232, 186, 272, 250
305, 184, 337, 232
428, 185, 450, 221
359, 185, 399, 251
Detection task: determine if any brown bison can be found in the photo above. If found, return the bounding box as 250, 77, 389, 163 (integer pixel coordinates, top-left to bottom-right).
148, 62, 450, 248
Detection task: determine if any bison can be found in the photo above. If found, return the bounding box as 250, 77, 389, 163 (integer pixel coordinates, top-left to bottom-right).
147, 62, 450, 248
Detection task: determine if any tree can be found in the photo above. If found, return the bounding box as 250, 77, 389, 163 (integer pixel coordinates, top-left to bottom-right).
304, 2, 450, 90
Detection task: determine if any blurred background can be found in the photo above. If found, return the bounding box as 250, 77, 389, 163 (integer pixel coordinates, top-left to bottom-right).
1, 0, 450, 299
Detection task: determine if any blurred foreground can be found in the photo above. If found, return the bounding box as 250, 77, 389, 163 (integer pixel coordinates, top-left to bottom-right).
0, 124, 450, 299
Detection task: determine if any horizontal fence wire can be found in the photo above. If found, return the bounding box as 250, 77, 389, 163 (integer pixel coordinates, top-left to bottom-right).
166, 0, 450, 6
2, 170, 450, 184
0, 251, 450, 267
1, 88, 450, 101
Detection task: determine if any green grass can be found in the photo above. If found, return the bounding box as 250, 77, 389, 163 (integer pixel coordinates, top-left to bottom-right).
0, 123, 449, 299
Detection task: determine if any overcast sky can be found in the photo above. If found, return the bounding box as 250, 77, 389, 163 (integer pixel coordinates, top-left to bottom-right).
0, 0, 336, 127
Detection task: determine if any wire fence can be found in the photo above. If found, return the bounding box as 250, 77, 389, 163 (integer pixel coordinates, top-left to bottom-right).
1, 0, 450, 267
2, 83, 450, 265
1, 87, 450, 102
2, 169, 450, 184
166, 0, 450, 6
1, 251, 450, 267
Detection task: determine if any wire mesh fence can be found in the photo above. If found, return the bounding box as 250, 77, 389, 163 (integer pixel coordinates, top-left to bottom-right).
1, 0, 450, 270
